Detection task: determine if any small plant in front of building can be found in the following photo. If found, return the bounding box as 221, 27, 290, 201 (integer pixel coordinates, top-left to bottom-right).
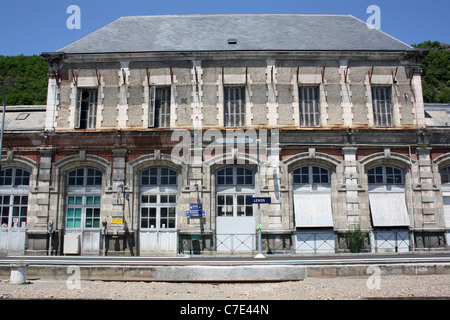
344, 224, 368, 253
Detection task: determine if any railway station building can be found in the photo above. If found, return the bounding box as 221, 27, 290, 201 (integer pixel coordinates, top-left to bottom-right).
1, 14, 449, 256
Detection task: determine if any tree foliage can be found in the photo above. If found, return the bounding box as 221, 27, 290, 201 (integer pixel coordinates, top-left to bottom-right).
0, 55, 48, 105
412, 41, 450, 103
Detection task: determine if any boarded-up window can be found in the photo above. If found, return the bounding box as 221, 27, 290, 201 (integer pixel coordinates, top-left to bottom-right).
368, 165, 409, 227
293, 166, 332, 228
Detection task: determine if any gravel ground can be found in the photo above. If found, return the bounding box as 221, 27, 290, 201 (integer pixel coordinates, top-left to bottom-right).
0, 274, 449, 300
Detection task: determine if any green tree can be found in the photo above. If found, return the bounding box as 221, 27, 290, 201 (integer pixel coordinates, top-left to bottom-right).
0, 55, 48, 105
412, 41, 450, 103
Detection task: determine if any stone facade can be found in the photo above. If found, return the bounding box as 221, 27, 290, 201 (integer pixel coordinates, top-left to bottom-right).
1, 15, 449, 256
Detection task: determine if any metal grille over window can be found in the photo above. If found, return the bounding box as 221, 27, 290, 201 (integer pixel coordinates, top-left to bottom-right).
224, 86, 246, 127
372, 87, 393, 127
299, 86, 320, 127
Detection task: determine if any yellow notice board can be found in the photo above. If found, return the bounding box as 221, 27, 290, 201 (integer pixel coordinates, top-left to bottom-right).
111, 218, 123, 224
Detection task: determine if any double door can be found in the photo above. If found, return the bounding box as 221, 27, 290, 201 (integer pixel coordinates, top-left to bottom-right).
216, 193, 255, 252
64, 195, 101, 255
0, 193, 28, 255
139, 190, 177, 255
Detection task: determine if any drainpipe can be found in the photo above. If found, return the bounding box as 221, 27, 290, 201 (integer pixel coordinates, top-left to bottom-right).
0, 86, 6, 172
409, 145, 416, 251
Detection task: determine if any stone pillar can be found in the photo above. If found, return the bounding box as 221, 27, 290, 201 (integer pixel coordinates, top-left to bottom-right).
341, 147, 368, 229
416, 147, 443, 228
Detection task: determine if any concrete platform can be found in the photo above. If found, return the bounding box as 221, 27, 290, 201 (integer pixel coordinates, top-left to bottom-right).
2, 263, 450, 282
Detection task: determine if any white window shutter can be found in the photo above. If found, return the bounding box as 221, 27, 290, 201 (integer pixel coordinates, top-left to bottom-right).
148, 86, 156, 128
74, 88, 82, 129
88, 90, 98, 129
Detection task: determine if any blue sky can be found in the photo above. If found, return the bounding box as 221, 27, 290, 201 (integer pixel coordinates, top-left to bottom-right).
1, 0, 449, 56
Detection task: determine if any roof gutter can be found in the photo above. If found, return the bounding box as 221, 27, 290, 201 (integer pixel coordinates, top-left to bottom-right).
47, 49, 420, 63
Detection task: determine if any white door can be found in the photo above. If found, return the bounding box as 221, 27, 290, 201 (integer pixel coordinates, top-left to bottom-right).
444, 196, 450, 228
65, 168, 103, 255
139, 167, 178, 256
215, 166, 256, 253
0, 169, 30, 255
65, 194, 101, 255
0, 194, 28, 255
140, 196, 177, 255
444, 196, 450, 247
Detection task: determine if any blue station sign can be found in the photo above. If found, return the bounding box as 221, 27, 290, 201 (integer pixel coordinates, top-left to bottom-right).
247, 197, 272, 204
186, 210, 205, 217
189, 204, 202, 210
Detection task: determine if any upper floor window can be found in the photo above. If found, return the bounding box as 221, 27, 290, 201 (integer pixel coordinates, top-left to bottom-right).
368, 166, 403, 185
68, 168, 102, 187
440, 165, 450, 184
299, 86, 320, 127
293, 166, 330, 184
224, 86, 246, 127
149, 86, 171, 128
372, 87, 393, 127
0, 168, 30, 186
75, 89, 98, 129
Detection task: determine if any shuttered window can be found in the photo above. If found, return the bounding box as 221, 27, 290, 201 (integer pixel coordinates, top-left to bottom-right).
75, 89, 98, 129
149, 86, 171, 128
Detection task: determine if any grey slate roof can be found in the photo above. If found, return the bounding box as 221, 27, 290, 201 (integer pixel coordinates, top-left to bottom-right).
1, 106, 46, 132
58, 14, 412, 54
424, 103, 450, 127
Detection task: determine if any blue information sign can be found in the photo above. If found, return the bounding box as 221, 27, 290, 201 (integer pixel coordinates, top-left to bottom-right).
247, 197, 272, 204
189, 204, 202, 210
186, 210, 205, 217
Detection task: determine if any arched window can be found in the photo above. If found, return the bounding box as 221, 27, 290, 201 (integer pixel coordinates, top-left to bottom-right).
366, 165, 409, 232
293, 166, 330, 184
216, 166, 254, 217
140, 167, 177, 230
292, 166, 332, 229
217, 167, 253, 185
66, 168, 103, 230
67, 168, 102, 186
440, 165, 450, 184
368, 166, 403, 185
141, 167, 177, 186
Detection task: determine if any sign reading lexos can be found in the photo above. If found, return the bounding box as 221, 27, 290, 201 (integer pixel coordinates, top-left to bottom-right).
247, 197, 272, 204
